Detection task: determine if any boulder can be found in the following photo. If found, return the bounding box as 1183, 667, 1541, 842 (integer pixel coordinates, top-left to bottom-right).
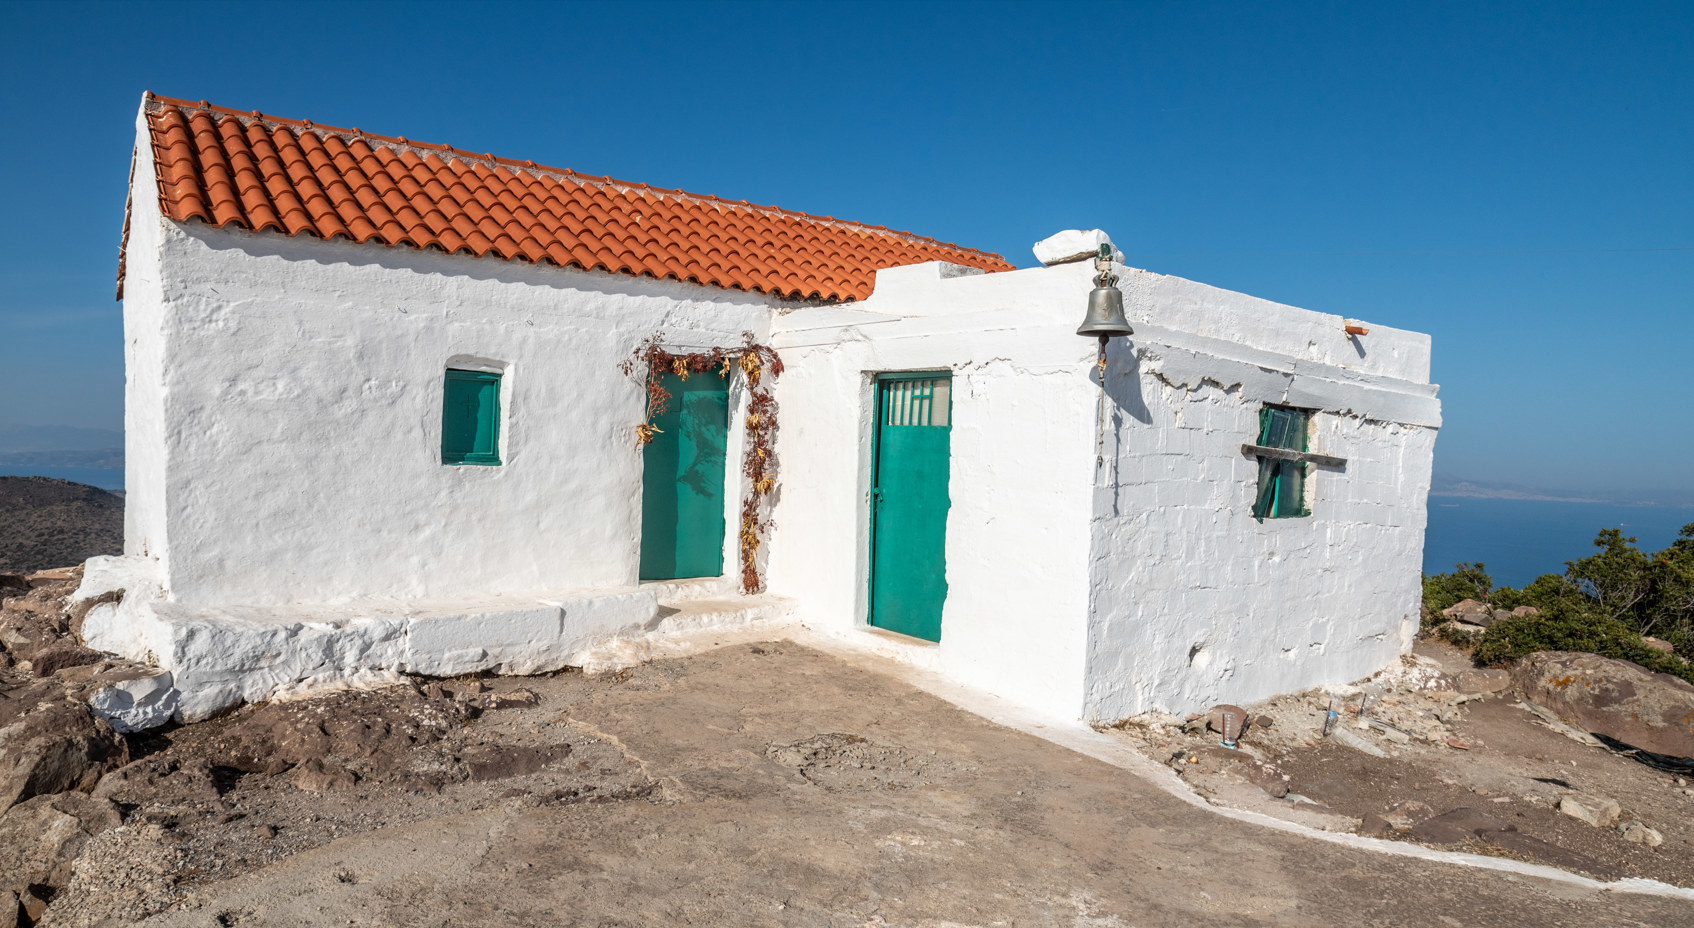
0, 607, 64, 662
1619, 820, 1665, 847
0, 791, 122, 898
0, 696, 129, 812
1441, 599, 1492, 623
94, 755, 222, 804
83, 667, 178, 733
1557, 793, 1620, 827
1511, 606, 1540, 617
1512, 651, 1694, 759
289, 758, 357, 792
32, 644, 105, 678
1644, 637, 1675, 654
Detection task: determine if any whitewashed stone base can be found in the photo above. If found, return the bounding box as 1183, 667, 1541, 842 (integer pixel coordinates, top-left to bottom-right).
74, 555, 670, 721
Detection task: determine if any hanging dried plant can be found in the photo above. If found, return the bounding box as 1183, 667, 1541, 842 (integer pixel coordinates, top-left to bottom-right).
626, 332, 783, 593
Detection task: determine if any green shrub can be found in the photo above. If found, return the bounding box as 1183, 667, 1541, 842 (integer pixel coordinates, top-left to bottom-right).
1473, 598, 1694, 686
1421, 562, 1492, 627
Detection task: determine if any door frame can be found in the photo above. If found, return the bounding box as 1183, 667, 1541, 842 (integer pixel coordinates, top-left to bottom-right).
636, 360, 750, 586
864, 369, 953, 641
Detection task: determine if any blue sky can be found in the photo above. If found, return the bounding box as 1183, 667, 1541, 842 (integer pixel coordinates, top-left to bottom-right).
2, 1, 1689, 499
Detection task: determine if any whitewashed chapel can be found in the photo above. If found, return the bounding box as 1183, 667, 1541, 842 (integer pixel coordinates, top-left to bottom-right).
82, 93, 1440, 724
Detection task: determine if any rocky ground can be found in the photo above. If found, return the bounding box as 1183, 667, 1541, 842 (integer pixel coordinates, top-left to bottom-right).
4, 568, 1693, 926
1106, 639, 1694, 888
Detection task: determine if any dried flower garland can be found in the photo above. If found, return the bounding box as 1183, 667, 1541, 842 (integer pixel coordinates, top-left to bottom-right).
622, 332, 784, 593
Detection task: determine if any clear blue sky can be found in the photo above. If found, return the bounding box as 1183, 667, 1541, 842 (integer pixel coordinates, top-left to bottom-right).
3, 1, 1689, 498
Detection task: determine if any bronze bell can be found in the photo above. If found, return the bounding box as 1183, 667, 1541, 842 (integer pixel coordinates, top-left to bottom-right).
1077, 280, 1133, 337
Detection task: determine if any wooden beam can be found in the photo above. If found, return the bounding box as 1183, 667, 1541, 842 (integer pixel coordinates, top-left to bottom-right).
1241, 444, 1348, 468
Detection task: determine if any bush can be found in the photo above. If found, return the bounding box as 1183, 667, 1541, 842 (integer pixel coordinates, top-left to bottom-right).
1421, 562, 1492, 627
1472, 598, 1694, 686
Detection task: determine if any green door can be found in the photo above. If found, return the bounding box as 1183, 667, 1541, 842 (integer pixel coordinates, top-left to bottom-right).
640, 371, 729, 580
869, 373, 952, 642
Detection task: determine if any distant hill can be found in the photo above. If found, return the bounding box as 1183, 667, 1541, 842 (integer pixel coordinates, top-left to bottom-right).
0, 476, 123, 573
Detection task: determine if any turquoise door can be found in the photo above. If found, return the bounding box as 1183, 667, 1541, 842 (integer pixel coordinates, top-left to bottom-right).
640, 371, 729, 580
869, 373, 952, 642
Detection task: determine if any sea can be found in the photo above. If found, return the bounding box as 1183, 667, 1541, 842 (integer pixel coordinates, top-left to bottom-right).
0, 464, 124, 491
1424, 497, 1694, 588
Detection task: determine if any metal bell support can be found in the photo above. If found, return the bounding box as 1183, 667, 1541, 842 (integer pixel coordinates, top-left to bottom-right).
1076, 244, 1133, 339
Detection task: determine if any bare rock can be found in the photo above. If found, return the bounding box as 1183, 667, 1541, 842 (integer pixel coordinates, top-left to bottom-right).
1557, 793, 1621, 827
1511, 605, 1540, 616
1359, 813, 1393, 837
27, 566, 82, 587
0, 695, 128, 812
0, 791, 122, 899
1512, 651, 1694, 759
459, 742, 572, 781
1453, 668, 1512, 695
1644, 637, 1675, 654
289, 758, 357, 792
1327, 726, 1388, 758
32, 644, 105, 678
477, 688, 540, 710
0, 607, 65, 662
1619, 820, 1665, 847
93, 755, 222, 804
1407, 807, 1507, 844
1382, 800, 1436, 829
0, 574, 28, 594
1441, 599, 1492, 623
211, 687, 459, 776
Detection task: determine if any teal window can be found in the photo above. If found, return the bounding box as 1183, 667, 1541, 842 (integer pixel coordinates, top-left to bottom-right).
441, 369, 502, 465
1251, 405, 1310, 520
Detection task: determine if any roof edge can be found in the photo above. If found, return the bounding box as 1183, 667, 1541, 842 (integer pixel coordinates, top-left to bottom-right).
144, 94, 1012, 268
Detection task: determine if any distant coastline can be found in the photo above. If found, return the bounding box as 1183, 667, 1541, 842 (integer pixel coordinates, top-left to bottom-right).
1430, 473, 1694, 509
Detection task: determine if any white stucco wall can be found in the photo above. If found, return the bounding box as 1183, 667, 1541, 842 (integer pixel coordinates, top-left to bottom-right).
769, 262, 1104, 721
1082, 269, 1439, 721
121, 107, 171, 568
770, 259, 1438, 724
137, 218, 775, 608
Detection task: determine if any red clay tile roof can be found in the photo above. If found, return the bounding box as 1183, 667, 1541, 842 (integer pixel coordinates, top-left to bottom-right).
135, 94, 1013, 301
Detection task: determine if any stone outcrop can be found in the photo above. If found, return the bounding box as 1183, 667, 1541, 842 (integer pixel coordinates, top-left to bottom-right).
1512, 651, 1694, 759
0, 685, 129, 812
0, 791, 122, 906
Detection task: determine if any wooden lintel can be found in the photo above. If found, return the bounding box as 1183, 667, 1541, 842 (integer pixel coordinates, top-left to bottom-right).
1241, 443, 1348, 468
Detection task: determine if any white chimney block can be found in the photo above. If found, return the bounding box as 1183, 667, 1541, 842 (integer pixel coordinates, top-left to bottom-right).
1033, 229, 1121, 266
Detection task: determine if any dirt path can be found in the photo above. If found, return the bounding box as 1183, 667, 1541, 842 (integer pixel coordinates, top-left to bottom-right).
96, 642, 1691, 927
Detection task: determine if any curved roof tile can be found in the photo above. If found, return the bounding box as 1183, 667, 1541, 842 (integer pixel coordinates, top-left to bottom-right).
139, 95, 1013, 301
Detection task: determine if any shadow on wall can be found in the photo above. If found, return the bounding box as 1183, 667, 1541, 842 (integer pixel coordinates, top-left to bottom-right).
1099, 339, 1151, 426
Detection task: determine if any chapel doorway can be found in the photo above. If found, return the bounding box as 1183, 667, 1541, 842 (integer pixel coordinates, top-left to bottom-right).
867, 372, 952, 642
639, 370, 729, 581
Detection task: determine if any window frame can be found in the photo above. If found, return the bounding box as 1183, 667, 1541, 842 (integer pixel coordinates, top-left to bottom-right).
1251, 404, 1312, 520
441, 368, 503, 466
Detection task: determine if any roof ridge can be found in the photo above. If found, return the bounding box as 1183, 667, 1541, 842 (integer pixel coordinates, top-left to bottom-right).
143, 93, 1005, 263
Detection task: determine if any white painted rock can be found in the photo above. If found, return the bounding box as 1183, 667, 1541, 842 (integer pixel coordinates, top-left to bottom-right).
86, 667, 179, 733
1032, 229, 1121, 266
